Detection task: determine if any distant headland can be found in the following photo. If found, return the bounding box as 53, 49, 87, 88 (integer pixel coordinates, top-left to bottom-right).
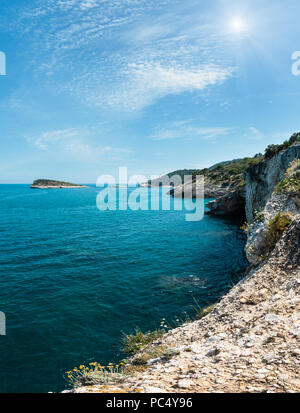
31, 179, 87, 189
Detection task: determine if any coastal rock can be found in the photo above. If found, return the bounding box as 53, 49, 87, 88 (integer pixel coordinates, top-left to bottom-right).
168, 179, 229, 199
245, 191, 300, 266
245, 144, 300, 223
63, 136, 300, 395
206, 187, 246, 217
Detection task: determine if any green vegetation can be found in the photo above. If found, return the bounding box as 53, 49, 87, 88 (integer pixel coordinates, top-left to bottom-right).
148, 133, 300, 190
254, 209, 265, 223
65, 300, 220, 389
147, 169, 197, 186
264, 132, 300, 159
192, 156, 263, 188
195, 303, 217, 319
65, 362, 127, 387
122, 328, 165, 356
264, 213, 292, 256
132, 345, 179, 366
275, 159, 300, 195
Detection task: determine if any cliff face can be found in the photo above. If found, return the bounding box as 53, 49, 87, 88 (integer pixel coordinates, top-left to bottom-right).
245, 145, 300, 223
245, 153, 300, 266
205, 187, 245, 217
205, 144, 300, 219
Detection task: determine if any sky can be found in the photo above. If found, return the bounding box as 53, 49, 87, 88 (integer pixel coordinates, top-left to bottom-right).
0, 0, 300, 183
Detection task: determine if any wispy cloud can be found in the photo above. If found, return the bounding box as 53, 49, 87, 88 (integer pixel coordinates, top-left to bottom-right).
7, 0, 235, 112
149, 120, 232, 141
28, 128, 132, 161
31, 129, 81, 150
244, 126, 264, 140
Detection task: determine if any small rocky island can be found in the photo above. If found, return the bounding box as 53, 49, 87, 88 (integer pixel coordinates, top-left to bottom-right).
31, 179, 87, 189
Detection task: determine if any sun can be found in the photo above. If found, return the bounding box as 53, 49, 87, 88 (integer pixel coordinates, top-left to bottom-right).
231, 18, 247, 33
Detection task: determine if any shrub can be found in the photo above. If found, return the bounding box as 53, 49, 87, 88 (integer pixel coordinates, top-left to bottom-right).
241, 221, 250, 233
195, 303, 217, 320
122, 328, 165, 356
133, 346, 179, 366
264, 213, 292, 255
274, 159, 300, 195
264, 133, 300, 160
254, 210, 265, 223
65, 362, 126, 387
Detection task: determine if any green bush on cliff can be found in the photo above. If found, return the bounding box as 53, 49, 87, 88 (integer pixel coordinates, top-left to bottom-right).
264, 213, 292, 256
65, 362, 127, 387
275, 159, 300, 195
192, 156, 263, 188
264, 132, 300, 159
122, 328, 165, 356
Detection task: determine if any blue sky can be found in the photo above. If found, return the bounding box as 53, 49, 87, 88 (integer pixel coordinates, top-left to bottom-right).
0, 0, 300, 183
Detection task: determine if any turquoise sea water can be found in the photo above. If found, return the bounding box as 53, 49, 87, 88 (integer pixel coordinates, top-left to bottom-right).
0, 185, 248, 393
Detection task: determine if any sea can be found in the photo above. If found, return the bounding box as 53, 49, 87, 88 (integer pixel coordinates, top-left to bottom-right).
0, 184, 248, 392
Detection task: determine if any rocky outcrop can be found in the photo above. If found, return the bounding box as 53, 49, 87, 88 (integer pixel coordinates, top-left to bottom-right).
245, 145, 300, 224
205, 144, 300, 219
245, 150, 300, 266
31, 179, 87, 189
206, 187, 246, 217
245, 193, 299, 266
168, 178, 229, 199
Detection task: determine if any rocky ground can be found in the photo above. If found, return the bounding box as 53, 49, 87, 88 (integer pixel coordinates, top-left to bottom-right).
67, 216, 300, 394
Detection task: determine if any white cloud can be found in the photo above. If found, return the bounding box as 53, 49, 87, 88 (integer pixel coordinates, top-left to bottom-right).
9, 0, 235, 112
246, 126, 264, 140
149, 120, 232, 141
29, 128, 132, 161
98, 63, 233, 112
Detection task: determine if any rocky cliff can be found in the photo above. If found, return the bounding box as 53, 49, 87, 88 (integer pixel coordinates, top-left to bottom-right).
64, 135, 300, 394
206, 139, 300, 218
245, 144, 300, 223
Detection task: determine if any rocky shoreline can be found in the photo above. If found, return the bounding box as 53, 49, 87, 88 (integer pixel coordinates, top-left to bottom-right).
67, 216, 300, 393
64, 135, 300, 393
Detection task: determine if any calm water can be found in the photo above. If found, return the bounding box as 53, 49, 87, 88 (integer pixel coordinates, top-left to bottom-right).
0, 185, 248, 393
